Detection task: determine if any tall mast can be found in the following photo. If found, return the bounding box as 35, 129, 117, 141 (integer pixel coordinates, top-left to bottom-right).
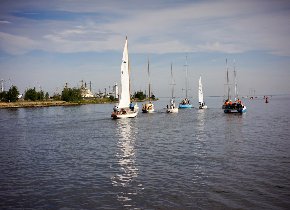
185, 56, 188, 98
226, 58, 230, 100
170, 63, 175, 99
147, 58, 151, 102
233, 60, 238, 101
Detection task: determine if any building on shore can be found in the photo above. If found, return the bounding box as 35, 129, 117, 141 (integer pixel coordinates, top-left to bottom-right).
113, 83, 118, 99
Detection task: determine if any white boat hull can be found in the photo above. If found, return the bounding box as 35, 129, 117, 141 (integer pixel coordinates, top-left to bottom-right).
111, 110, 138, 119
199, 105, 207, 109
166, 108, 178, 113
142, 109, 154, 113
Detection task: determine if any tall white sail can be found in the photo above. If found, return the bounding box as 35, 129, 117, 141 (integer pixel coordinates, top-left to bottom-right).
118, 37, 130, 108
198, 76, 203, 104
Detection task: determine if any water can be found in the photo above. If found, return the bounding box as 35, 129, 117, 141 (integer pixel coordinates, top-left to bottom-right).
0, 96, 290, 209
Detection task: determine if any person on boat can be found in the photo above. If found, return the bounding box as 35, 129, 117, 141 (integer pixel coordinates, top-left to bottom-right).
130, 102, 134, 111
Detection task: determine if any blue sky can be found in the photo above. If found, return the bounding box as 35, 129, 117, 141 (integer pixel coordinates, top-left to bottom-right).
0, 0, 290, 97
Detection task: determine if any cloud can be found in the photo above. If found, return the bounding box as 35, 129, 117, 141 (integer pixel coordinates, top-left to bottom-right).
196, 42, 246, 54
0, 0, 290, 56
0, 20, 11, 24
0, 32, 38, 55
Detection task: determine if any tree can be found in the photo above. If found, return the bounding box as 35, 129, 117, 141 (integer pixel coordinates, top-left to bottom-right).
24, 88, 37, 101
61, 87, 82, 102
45, 92, 49, 100
133, 91, 146, 100
0, 91, 7, 101
37, 90, 44, 101
6, 86, 19, 102
24, 88, 46, 101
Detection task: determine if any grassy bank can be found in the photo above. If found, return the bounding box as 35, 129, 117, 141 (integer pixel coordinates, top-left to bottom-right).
0, 101, 79, 108
0, 98, 158, 109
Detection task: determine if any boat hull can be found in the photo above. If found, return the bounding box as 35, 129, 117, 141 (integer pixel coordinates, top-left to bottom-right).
111, 107, 138, 119
199, 105, 208, 109
179, 104, 193, 108
223, 105, 247, 113
166, 108, 178, 113
142, 109, 154, 113
111, 111, 138, 119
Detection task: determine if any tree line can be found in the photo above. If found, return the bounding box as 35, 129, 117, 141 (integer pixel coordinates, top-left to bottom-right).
0, 85, 82, 103
0, 85, 156, 103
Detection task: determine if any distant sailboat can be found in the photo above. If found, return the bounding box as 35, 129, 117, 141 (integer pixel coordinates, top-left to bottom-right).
179, 56, 193, 108
111, 37, 139, 119
142, 59, 155, 113
166, 63, 178, 113
222, 59, 246, 113
198, 76, 207, 109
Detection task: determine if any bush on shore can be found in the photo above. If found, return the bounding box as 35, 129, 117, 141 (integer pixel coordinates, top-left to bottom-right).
0, 85, 19, 102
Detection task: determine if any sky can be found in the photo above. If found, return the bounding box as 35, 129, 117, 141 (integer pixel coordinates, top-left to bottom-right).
0, 0, 290, 98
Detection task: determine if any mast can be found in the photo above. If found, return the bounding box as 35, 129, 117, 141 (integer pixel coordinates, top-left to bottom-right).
233, 60, 238, 101
170, 63, 175, 99
226, 58, 230, 101
185, 56, 188, 98
147, 58, 151, 102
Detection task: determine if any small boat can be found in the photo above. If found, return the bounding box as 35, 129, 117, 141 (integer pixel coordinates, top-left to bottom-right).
179, 56, 193, 108
111, 37, 139, 119
142, 59, 155, 113
198, 76, 207, 109
222, 59, 246, 113
166, 63, 178, 113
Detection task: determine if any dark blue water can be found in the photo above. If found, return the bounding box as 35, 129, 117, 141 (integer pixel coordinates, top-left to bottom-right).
0, 96, 290, 209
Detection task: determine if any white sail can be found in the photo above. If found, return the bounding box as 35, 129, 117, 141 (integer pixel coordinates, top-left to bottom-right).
118, 38, 130, 108
198, 76, 203, 104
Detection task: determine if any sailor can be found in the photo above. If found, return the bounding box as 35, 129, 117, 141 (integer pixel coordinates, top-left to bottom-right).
130, 102, 134, 111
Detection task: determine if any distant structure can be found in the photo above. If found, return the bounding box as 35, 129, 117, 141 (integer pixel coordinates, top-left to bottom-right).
1, 79, 4, 92
80, 80, 94, 98
113, 83, 118, 99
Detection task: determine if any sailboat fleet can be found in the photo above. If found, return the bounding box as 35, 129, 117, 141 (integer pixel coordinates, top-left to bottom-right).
111, 37, 247, 119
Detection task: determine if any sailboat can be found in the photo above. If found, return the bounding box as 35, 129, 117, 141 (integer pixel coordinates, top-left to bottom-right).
142, 59, 155, 113
111, 37, 139, 119
166, 63, 178, 113
179, 56, 193, 108
198, 76, 207, 109
222, 59, 246, 113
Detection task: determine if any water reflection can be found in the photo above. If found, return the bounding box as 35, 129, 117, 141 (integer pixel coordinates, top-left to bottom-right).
111, 119, 139, 208
196, 109, 206, 132
223, 114, 245, 156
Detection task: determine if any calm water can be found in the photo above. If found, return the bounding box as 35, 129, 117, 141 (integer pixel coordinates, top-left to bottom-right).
0, 96, 290, 209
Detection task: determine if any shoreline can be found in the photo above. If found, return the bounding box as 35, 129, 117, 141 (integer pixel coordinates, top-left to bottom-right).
0, 98, 159, 109
0, 101, 80, 109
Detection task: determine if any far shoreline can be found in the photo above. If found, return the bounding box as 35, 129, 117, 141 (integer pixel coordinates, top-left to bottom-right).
0, 101, 81, 109
0, 98, 159, 109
